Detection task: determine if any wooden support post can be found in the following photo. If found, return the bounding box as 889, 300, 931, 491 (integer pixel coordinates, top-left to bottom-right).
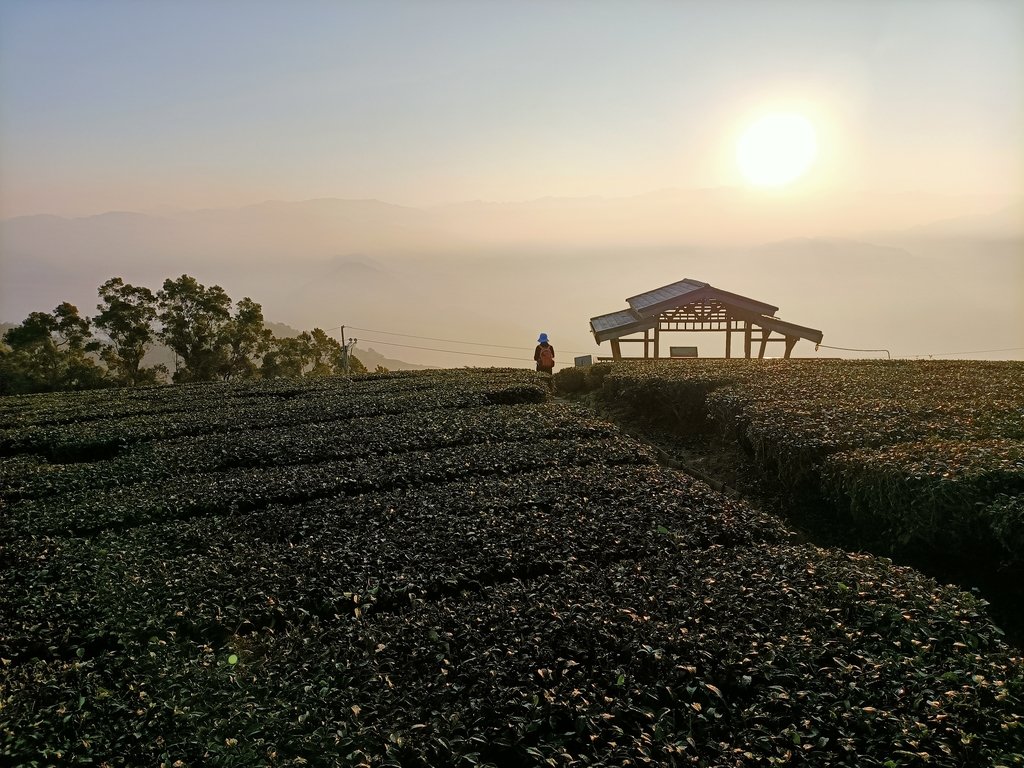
744, 321, 752, 359
644, 330, 650, 359
784, 336, 798, 358
725, 320, 732, 358
758, 328, 770, 359
653, 326, 660, 359
610, 339, 622, 359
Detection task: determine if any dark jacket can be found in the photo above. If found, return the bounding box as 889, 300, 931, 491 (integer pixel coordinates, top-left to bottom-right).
534, 343, 555, 371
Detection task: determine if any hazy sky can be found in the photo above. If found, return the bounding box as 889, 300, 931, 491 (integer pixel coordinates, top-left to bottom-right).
1, 0, 1022, 218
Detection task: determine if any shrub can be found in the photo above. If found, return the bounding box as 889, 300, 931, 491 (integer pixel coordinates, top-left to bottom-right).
552, 366, 587, 393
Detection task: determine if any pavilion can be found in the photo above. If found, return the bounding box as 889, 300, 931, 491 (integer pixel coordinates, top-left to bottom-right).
590, 278, 823, 360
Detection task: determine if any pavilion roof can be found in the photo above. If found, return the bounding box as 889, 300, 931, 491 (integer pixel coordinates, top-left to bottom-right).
626, 279, 778, 318
590, 278, 822, 345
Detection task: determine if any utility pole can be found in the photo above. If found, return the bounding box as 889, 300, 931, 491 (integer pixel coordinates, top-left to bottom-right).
339, 325, 348, 374
339, 325, 358, 374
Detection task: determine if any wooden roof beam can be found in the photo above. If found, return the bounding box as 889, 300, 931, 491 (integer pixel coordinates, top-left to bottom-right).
729, 308, 824, 344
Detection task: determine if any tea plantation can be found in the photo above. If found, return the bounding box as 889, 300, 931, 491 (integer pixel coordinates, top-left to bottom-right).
569, 360, 1024, 569
1, 369, 1022, 767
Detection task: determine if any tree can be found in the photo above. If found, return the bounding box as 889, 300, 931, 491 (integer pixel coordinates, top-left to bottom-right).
1, 303, 106, 392
52, 302, 95, 354
304, 328, 366, 375
156, 275, 232, 382
220, 297, 273, 381
307, 328, 344, 377
348, 353, 367, 374
0, 312, 56, 392
93, 278, 164, 386
259, 328, 365, 379
260, 333, 313, 379
0, 344, 19, 395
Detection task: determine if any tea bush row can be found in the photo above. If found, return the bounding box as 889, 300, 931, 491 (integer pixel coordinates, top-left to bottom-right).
822, 438, 1024, 555
1, 464, 788, 668
0, 403, 616, 502
0, 370, 430, 429
4, 547, 1021, 766
581, 360, 1024, 565
0, 369, 546, 460
2, 433, 655, 539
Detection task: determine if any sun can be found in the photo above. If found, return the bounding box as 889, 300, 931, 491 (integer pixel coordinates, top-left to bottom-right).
736, 112, 818, 187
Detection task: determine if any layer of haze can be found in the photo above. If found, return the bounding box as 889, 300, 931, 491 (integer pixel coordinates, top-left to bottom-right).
1, 0, 1022, 364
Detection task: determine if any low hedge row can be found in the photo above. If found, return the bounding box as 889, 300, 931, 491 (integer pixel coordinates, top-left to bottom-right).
0, 369, 547, 460
1, 464, 788, 668
0, 403, 616, 502
2, 433, 656, 538
575, 360, 1024, 568
822, 438, 1024, 559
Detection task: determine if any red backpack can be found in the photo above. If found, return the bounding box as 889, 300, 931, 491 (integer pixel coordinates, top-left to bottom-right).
538, 345, 554, 368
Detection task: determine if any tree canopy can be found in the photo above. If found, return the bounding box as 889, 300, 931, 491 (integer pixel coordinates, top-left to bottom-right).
0, 303, 106, 393
1, 275, 361, 394
94, 278, 163, 386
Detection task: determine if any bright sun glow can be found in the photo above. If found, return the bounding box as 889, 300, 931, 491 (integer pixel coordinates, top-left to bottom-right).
736, 113, 818, 187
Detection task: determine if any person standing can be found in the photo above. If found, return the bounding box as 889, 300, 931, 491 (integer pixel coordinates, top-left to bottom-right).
534, 333, 555, 373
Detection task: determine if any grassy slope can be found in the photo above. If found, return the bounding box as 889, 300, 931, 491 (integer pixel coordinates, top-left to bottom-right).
1, 369, 1022, 767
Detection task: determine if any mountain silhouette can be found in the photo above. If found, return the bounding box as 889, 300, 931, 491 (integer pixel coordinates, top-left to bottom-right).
2, 191, 1021, 363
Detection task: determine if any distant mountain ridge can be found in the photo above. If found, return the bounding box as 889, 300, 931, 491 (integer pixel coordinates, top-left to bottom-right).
2, 191, 1021, 365
5, 189, 1020, 249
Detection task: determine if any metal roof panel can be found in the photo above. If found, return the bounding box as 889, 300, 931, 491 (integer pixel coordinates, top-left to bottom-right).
628, 280, 779, 318
589, 309, 657, 343
627, 279, 708, 311
590, 309, 641, 333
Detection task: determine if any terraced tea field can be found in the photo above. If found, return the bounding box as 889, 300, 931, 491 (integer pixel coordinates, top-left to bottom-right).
1, 369, 1022, 766
573, 360, 1024, 567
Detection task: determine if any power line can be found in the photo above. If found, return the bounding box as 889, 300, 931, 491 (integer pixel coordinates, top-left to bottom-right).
816, 343, 891, 359
817, 343, 1024, 360
324, 323, 590, 356
354, 337, 538, 362
346, 325, 534, 351
910, 346, 1024, 359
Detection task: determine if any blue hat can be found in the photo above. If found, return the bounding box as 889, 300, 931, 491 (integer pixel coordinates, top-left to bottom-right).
538, 333, 549, 343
